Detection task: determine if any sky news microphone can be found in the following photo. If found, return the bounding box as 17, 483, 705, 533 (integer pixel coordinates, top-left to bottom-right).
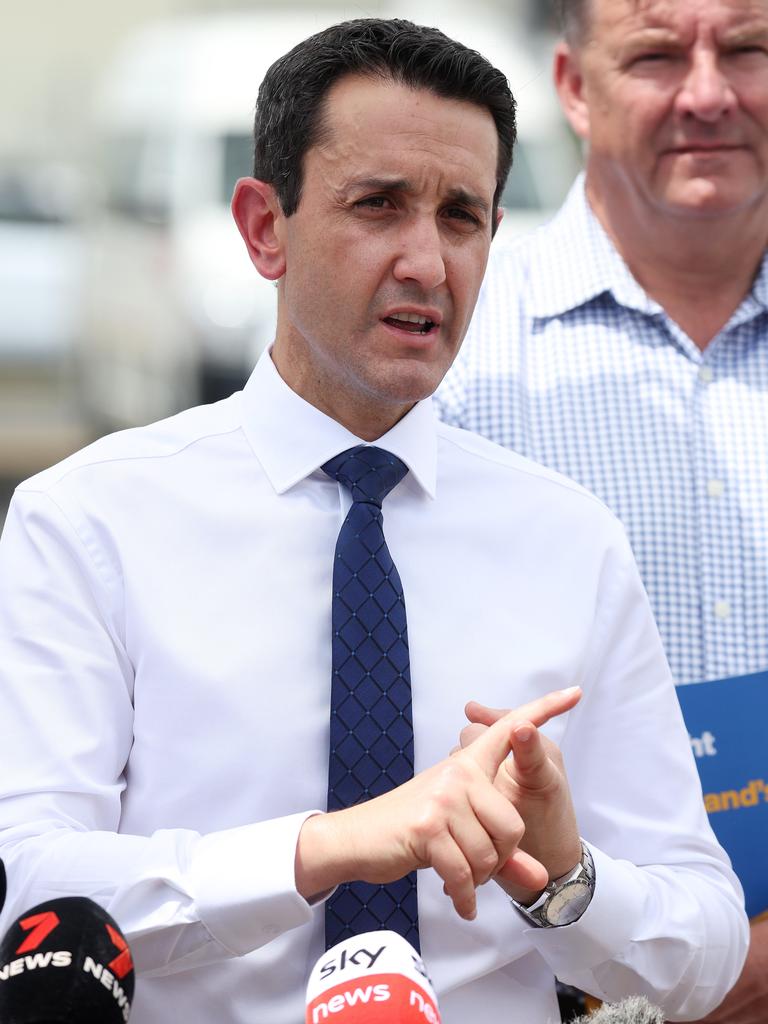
574, 995, 665, 1024
0, 896, 134, 1023
306, 930, 441, 1024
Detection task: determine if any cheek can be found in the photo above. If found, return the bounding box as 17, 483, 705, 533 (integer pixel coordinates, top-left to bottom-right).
589, 81, 667, 151
738, 90, 768, 131
446, 257, 486, 335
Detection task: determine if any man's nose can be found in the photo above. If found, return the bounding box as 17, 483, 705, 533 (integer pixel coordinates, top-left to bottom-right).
392, 217, 447, 291
675, 48, 737, 122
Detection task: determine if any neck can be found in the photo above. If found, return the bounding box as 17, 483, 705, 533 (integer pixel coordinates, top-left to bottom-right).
269, 344, 411, 442
585, 174, 768, 350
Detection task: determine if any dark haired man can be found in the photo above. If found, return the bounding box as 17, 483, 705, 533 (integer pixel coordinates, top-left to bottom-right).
0, 17, 747, 1024
437, 1, 768, 1021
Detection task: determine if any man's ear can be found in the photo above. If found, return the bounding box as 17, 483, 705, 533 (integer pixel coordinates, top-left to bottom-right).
553, 42, 590, 142
231, 177, 287, 281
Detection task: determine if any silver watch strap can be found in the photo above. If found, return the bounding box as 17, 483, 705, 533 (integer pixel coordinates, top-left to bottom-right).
511, 840, 595, 928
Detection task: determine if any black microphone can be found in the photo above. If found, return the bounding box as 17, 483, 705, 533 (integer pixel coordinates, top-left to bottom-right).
573, 995, 664, 1023
0, 896, 135, 1022
0, 860, 6, 915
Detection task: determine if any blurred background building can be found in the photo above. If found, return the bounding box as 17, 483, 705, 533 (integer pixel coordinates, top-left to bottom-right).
0, 0, 576, 525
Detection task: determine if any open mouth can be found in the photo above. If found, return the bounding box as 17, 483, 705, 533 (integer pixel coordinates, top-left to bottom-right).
382, 313, 438, 335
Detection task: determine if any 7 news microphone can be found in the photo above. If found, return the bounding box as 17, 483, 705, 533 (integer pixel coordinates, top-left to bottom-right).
0, 896, 135, 1022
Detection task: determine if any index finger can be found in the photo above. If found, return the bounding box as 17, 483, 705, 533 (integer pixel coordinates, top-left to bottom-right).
462, 687, 581, 780
466, 686, 581, 730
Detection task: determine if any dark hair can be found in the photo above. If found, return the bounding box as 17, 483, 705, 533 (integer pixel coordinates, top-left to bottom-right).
553, 0, 591, 42
253, 18, 516, 222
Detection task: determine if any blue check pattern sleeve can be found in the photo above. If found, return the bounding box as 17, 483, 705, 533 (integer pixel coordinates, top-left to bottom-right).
437, 175, 768, 686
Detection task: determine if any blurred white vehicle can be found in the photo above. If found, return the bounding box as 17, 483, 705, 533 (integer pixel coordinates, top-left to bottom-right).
79, 10, 577, 430
0, 167, 83, 362
0, 165, 90, 480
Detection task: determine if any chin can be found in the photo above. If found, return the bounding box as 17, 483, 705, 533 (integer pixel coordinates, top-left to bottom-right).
661, 173, 763, 217
367, 364, 447, 406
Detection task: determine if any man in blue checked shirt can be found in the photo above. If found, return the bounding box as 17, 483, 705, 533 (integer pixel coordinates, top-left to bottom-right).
436, 1, 768, 1021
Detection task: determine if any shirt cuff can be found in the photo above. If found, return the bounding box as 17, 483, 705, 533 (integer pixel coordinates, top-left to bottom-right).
518, 842, 646, 973
191, 811, 322, 956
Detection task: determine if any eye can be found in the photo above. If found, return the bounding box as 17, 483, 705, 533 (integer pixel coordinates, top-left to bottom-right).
443, 206, 482, 229
354, 195, 392, 211
633, 51, 672, 64
728, 44, 768, 57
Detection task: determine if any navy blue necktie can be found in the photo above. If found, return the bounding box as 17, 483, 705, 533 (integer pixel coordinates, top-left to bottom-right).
322, 445, 419, 952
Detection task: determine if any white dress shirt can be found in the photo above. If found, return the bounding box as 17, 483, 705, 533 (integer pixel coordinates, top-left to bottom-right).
0, 351, 747, 1023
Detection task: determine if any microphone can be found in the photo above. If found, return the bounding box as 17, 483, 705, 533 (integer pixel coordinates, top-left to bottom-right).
0, 860, 6, 914
0, 896, 135, 1022
573, 995, 664, 1024
305, 930, 441, 1023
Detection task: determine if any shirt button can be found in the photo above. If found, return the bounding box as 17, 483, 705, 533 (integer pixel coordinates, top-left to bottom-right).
714, 601, 731, 620
707, 479, 724, 498
698, 366, 714, 383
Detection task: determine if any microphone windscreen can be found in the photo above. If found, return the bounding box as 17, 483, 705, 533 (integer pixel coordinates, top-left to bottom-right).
574, 995, 665, 1024
0, 896, 134, 1023
305, 930, 441, 1023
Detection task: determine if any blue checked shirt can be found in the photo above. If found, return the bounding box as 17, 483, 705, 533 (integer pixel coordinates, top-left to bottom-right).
437, 176, 768, 686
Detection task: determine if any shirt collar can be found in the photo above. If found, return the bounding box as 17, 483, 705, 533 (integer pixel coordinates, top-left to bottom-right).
526, 174, 662, 320
748, 249, 768, 311
527, 174, 768, 322
240, 349, 437, 499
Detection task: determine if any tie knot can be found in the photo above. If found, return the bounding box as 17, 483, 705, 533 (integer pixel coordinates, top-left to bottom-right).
322, 445, 408, 506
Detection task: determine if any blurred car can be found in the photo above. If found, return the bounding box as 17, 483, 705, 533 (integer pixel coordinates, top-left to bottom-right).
0, 164, 90, 481
78, 10, 578, 431
0, 166, 84, 362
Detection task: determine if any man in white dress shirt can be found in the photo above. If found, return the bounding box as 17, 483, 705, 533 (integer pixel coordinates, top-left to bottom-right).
0, 17, 748, 1024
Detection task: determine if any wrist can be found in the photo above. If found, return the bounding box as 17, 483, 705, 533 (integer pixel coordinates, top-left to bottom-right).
542, 836, 584, 883
511, 840, 595, 928
496, 837, 583, 906
295, 812, 353, 901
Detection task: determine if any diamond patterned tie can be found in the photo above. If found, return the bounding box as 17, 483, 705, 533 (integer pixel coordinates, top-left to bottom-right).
322, 444, 419, 952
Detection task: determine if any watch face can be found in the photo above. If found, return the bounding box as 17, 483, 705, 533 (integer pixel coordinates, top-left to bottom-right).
544, 880, 592, 926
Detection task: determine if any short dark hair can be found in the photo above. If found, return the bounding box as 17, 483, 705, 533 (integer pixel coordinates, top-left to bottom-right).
553, 0, 591, 42
253, 18, 516, 224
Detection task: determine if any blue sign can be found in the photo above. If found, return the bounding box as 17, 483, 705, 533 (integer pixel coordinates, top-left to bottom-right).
676, 670, 768, 918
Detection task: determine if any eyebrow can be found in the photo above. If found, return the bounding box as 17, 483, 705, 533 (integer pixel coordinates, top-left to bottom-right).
345, 177, 491, 215
623, 22, 768, 50
621, 27, 682, 49
445, 187, 491, 215
721, 25, 768, 46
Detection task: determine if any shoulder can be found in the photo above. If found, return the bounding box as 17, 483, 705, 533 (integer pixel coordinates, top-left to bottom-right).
482, 227, 544, 290
435, 420, 620, 528
459, 218, 564, 347
17, 394, 245, 499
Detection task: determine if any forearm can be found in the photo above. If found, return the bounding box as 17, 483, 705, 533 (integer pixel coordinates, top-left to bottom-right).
686, 916, 768, 1024
526, 844, 748, 1020
0, 812, 318, 977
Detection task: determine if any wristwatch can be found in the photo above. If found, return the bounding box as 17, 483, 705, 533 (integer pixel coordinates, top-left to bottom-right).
512, 841, 595, 928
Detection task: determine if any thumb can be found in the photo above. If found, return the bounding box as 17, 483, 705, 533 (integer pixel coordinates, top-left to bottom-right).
462, 712, 522, 780
465, 701, 508, 727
